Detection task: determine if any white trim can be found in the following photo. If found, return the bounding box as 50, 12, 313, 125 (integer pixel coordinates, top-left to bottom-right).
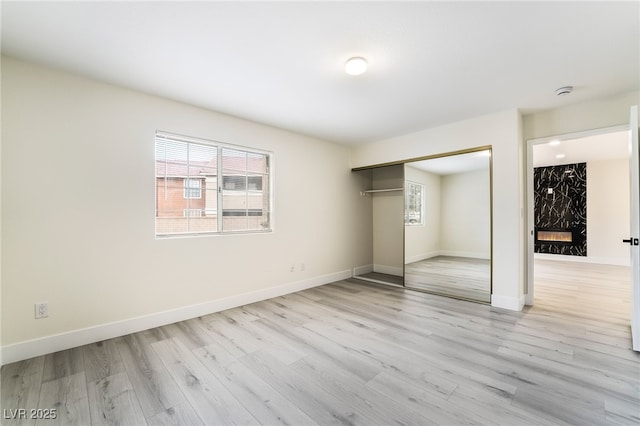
405, 251, 441, 264
0, 270, 351, 366
491, 294, 525, 311
353, 264, 374, 276
373, 264, 404, 277
524, 292, 534, 306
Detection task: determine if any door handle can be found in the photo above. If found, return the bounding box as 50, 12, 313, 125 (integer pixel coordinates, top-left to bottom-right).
623, 238, 639, 246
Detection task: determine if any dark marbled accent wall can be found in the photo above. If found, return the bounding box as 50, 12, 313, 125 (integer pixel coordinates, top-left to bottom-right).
534, 163, 587, 256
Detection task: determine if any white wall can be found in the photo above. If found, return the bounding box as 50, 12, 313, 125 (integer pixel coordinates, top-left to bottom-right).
404, 165, 490, 262
404, 165, 440, 263
352, 109, 523, 310
587, 158, 630, 265
440, 169, 491, 259
524, 91, 639, 141
1, 57, 371, 364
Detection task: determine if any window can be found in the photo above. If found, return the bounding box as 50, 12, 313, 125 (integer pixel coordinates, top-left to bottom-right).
183, 178, 202, 199
222, 175, 263, 191
155, 132, 272, 237
248, 176, 263, 191
405, 181, 424, 225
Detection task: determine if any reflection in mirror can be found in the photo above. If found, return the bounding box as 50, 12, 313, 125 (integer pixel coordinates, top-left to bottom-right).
404, 149, 492, 303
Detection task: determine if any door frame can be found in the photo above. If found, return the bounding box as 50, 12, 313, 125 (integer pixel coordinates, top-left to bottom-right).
525, 124, 630, 306
629, 105, 639, 351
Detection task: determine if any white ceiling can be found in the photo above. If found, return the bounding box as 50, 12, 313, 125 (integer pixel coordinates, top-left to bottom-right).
533, 130, 630, 168
401, 129, 629, 174
407, 150, 490, 176
2, 1, 638, 145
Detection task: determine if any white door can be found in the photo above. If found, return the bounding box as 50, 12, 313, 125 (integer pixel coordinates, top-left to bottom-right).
628, 105, 639, 352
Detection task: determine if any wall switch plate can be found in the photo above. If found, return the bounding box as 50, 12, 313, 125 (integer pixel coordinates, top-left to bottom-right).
35, 302, 49, 319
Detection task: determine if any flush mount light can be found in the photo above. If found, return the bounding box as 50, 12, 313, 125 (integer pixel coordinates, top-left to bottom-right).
556, 153, 566, 159
548, 140, 561, 147
555, 86, 573, 96
345, 57, 368, 76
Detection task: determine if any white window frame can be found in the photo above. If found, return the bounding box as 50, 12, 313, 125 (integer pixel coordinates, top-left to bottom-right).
405, 181, 424, 226
155, 131, 273, 237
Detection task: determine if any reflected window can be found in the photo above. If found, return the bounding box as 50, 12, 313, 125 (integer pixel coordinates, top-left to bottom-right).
405, 181, 424, 225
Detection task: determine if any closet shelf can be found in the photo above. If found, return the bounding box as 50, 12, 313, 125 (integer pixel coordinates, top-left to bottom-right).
360, 188, 403, 196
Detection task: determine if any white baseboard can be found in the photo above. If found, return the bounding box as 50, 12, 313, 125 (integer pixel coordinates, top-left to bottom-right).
373, 264, 403, 277
0, 269, 351, 366
353, 264, 374, 276
491, 294, 525, 311
524, 293, 534, 306
439, 250, 490, 260
405, 251, 440, 264
534, 253, 630, 266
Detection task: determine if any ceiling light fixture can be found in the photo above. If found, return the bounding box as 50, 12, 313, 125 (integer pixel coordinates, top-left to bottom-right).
555, 153, 566, 159
555, 86, 573, 96
345, 57, 368, 76
548, 140, 561, 147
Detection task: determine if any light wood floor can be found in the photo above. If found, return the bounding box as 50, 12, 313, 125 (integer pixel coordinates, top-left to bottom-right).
353, 271, 404, 286
404, 256, 491, 303
2, 260, 638, 425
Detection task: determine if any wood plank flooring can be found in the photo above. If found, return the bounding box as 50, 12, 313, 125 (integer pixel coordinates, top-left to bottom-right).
352, 271, 404, 287
2, 259, 639, 425
404, 256, 491, 303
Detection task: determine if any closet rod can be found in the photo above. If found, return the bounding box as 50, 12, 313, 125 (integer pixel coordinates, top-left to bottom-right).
360, 188, 403, 196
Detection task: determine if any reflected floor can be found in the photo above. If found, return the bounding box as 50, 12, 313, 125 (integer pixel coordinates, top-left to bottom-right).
405, 256, 491, 303
354, 271, 404, 287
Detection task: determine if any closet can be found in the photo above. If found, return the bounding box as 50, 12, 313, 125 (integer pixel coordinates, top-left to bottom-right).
354, 164, 404, 286
352, 147, 493, 303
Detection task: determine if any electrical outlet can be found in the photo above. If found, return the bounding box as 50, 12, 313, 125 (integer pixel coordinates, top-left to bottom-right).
35, 302, 49, 319
290, 264, 296, 272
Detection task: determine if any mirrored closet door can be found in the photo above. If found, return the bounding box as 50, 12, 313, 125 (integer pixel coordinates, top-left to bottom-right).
403, 149, 492, 303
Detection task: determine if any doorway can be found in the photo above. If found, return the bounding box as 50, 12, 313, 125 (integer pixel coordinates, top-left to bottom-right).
526, 125, 634, 342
